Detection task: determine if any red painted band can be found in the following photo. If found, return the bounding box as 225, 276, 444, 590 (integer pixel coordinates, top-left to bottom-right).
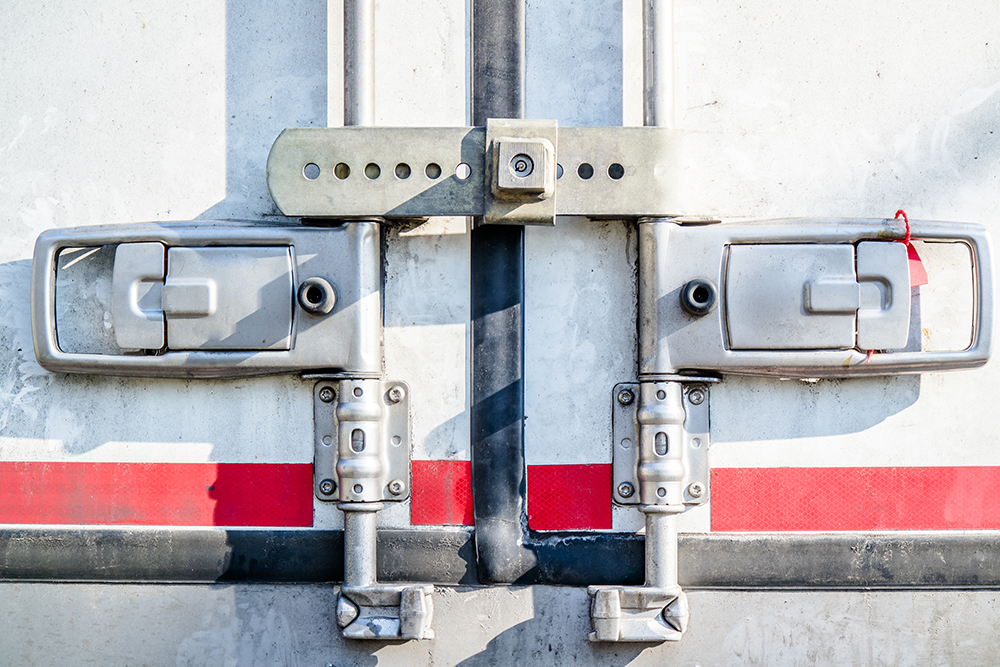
0, 462, 313, 527
411, 460, 474, 526
711, 466, 1000, 531
528, 464, 612, 531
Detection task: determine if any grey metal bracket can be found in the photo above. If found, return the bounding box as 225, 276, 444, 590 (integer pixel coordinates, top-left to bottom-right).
612, 382, 709, 506
266, 123, 689, 224
588, 586, 688, 642
338, 584, 434, 640
314, 379, 411, 503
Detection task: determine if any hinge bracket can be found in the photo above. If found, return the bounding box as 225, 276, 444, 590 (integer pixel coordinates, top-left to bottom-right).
314, 379, 411, 502
612, 382, 710, 507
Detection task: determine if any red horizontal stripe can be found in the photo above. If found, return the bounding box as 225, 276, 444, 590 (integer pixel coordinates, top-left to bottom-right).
0, 462, 313, 527
411, 460, 474, 526
712, 466, 1000, 531
528, 464, 612, 531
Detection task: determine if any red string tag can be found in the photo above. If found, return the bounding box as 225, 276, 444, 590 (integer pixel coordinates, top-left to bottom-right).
895, 209, 928, 287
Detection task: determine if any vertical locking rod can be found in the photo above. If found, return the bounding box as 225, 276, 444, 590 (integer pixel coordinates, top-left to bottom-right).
342, 504, 380, 587
336, 5, 439, 640
641, 0, 681, 608
643, 0, 674, 129
344, 0, 376, 126
588, 0, 688, 643
340, 0, 377, 585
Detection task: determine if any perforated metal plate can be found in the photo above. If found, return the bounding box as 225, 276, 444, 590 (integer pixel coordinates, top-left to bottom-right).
266, 125, 689, 219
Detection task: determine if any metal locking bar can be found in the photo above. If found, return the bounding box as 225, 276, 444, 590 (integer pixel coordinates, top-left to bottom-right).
266, 123, 689, 225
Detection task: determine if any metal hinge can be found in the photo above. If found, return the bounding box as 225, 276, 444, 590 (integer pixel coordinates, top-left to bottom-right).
313, 380, 411, 503
313, 378, 432, 641
611, 382, 710, 508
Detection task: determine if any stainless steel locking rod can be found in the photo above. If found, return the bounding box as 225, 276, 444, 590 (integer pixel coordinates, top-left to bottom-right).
643, 0, 674, 129
341, 0, 379, 595
642, 0, 680, 600
345, 0, 376, 126
342, 505, 380, 587
644, 507, 679, 589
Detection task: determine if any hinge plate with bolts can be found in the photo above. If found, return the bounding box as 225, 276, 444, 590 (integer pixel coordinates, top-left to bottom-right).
314, 380, 411, 502
612, 382, 709, 506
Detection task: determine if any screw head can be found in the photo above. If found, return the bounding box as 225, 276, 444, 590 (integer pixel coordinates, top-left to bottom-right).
319, 386, 335, 403
617, 482, 635, 498
688, 387, 705, 405
388, 479, 406, 496
617, 389, 635, 406
387, 386, 405, 404
688, 482, 705, 498
319, 478, 337, 496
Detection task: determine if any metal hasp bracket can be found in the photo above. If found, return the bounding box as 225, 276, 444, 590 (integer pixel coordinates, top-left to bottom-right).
31, 221, 381, 378
589, 381, 709, 642
314, 379, 432, 640
265, 121, 689, 225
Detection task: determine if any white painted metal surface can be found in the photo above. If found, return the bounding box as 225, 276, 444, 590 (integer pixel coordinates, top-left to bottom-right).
2, 0, 1000, 661
2, 584, 999, 665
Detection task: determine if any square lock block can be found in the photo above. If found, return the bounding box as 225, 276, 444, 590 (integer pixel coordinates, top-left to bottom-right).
492, 137, 555, 199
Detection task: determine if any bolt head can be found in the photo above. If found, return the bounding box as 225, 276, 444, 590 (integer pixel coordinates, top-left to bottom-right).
688, 388, 705, 405
319, 479, 337, 496
617, 389, 635, 406
387, 386, 405, 404
388, 479, 406, 496
319, 387, 335, 403
617, 482, 635, 498
688, 482, 705, 498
